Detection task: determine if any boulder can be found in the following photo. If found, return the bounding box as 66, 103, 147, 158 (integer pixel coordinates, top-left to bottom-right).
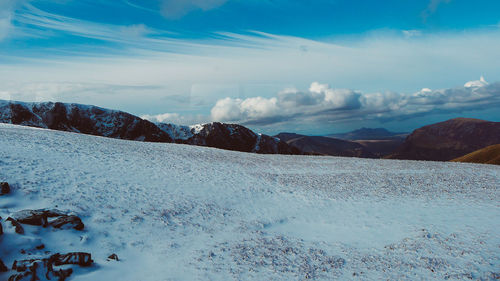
49, 215, 84, 231
107, 253, 119, 261
6, 217, 24, 234
11, 209, 84, 230
9, 259, 72, 281
9, 252, 92, 281
52, 252, 93, 267
0, 182, 10, 195
12, 209, 66, 227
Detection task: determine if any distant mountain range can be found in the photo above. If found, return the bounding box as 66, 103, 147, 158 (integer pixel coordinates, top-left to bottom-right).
0, 100, 298, 155
387, 118, 500, 161
327, 127, 408, 140
275, 128, 408, 158
1, 100, 498, 162
275, 133, 375, 158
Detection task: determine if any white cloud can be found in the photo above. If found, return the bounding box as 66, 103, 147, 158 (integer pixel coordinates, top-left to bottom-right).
210, 82, 364, 123
402, 30, 422, 38
142, 112, 180, 123
161, 0, 227, 19
209, 78, 500, 126
141, 112, 207, 125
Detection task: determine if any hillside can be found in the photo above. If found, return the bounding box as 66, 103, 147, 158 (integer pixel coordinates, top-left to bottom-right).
275, 133, 375, 157
276, 132, 404, 158
451, 144, 500, 165
0, 124, 498, 280
388, 118, 500, 161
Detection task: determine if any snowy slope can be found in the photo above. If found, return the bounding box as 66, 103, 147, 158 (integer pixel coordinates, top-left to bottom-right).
0, 124, 499, 280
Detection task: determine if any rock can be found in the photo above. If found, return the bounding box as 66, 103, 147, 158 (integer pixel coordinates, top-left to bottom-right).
49, 215, 84, 231
12, 209, 84, 230
107, 254, 119, 261
12, 209, 66, 227
9, 252, 92, 281
6, 217, 24, 234
12, 259, 38, 272
0, 182, 10, 195
52, 252, 93, 267
0, 258, 8, 272
36, 244, 45, 250
9, 259, 73, 281
0, 219, 3, 235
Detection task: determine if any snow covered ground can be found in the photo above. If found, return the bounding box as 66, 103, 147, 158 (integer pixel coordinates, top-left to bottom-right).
0, 123, 499, 280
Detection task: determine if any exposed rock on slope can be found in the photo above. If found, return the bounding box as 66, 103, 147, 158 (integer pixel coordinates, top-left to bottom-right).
387, 118, 500, 161
275, 133, 375, 157
165, 123, 300, 154
0, 100, 173, 142
451, 144, 500, 165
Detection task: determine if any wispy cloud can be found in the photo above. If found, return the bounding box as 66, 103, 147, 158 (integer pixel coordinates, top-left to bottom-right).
0, 0, 28, 40
160, 0, 228, 19
422, 0, 452, 23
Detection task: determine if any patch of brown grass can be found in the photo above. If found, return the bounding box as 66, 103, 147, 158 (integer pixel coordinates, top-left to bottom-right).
451, 144, 500, 165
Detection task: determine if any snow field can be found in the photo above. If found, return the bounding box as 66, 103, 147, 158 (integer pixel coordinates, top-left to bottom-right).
0, 123, 498, 280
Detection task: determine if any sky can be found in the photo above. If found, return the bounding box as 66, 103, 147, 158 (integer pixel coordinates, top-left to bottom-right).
0, 0, 499, 134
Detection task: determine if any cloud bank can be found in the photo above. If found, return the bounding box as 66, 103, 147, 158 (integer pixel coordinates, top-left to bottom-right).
209, 78, 500, 126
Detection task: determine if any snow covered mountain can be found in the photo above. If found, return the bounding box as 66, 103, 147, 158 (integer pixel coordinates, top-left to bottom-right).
0, 100, 173, 142
161, 122, 300, 154
0, 124, 498, 280
0, 100, 298, 155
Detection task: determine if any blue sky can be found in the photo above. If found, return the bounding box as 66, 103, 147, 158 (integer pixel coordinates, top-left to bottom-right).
1, 0, 500, 134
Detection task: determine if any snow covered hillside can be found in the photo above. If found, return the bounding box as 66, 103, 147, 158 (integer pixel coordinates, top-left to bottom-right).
0, 124, 499, 280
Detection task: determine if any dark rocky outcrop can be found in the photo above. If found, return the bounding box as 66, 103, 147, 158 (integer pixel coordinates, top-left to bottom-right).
6, 217, 24, 234
107, 254, 119, 261
10, 260, 73, 281
12, 209, 84, 231
388, 118, 500, 161
173, 122, 301, 154
1, 182, 10, 195
49, 215, 84, 230
12, 209, 64, 226
0, 101, 173, 143
9, 253, 89, 281
0, 218, 3, 235
52, 252, 93, 267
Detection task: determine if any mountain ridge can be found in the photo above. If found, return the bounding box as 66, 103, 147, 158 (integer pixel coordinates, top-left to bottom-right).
327, 127, 408, 140
0, 100, 299, 155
